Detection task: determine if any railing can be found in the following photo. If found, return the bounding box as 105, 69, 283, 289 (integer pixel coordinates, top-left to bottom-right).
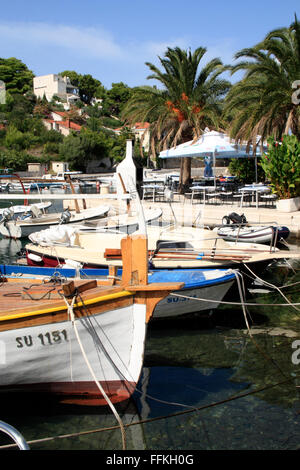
0, 420, 30, 450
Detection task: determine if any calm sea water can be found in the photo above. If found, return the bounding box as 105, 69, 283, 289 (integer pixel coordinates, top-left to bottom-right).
0, 197, 300, 450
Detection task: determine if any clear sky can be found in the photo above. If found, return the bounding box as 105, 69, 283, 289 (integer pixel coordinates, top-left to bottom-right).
0, 0, 299, 89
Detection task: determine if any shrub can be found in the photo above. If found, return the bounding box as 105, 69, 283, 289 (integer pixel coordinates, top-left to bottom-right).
260, 135, 300, 199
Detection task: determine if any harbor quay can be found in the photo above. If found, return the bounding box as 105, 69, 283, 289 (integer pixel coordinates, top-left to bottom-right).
63, 195, 300, 241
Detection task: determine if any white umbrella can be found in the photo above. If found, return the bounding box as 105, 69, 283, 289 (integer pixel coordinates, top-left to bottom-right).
159, 130, 264, 184
159, 131, 240, 186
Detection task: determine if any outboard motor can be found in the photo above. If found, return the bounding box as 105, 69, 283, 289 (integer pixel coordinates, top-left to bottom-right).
59, 209, 72, 225
222, 212, 247, 225
1, 207, 14, 222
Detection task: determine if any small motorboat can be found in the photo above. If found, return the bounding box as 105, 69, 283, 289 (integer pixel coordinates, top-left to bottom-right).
215, 212, 290, 244
0, 204, 110, 239
0, 202, 52, 218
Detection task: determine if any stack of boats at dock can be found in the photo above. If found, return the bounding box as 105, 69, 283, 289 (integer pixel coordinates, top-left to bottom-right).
0, 199, 162, 239
12, 207, 300, 318
0, 200, 299, 411
0, 144, 299, 411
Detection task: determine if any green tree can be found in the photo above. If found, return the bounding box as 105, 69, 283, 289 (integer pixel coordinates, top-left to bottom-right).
58, 128, 112, 170
105, 82, 133, 116
4, 125, 28, 150
60, 70, 105, 104
224, 15, 300, 148
0, 57, 34, 94
78, 74, 101, 104
33, 99, 52, 119
228, 158, 264, 184
5, 93, 35, 131
0, 149, 36, 171
122, 47, 230, 191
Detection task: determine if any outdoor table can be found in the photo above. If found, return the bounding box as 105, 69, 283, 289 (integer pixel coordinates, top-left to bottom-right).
239, 184, 270, 208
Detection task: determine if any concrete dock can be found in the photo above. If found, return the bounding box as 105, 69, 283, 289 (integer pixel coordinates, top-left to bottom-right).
65, 193, 300, 240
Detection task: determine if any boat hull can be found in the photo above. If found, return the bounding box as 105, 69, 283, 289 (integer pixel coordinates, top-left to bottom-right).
0, 302, 147, 406
0, 206, 110, 239
25, 246, 274, 278
154, 280, 235, 317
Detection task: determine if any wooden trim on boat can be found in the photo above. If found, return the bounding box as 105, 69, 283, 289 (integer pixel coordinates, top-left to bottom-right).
0, 280, 135, 332
0, 234, 184, 331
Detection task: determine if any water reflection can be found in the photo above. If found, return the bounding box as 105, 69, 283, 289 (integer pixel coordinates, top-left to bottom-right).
133, 316, 300, 450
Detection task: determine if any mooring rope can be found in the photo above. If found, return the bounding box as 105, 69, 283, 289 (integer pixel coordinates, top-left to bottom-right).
242, 262, 300, 313
0, 375, 295, 450
62, 293, 127, 450
168, 291, 300, 307
234, 270, 289, 378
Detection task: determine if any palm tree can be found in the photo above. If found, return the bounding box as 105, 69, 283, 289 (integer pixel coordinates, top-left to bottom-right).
224, 15, 300, 151
122, 47, 230, 192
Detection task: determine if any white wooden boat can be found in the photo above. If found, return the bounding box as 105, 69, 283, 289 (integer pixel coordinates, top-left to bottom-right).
0, 204, 110, 239
0, 233, 183, 406
25, 224, 300, 277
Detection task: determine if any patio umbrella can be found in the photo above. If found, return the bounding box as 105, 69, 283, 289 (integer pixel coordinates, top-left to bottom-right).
159, 131, 243, 186
159, 130, 263, 184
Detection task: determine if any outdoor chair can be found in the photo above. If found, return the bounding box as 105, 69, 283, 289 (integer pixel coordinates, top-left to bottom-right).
231, 192, 251, 207
142, 186, 155, 200
191, 190, 204, 204
206, 192, 222, 204
219, 191, 233, 204
155, 187, 166, 202
259, 193, 278, 208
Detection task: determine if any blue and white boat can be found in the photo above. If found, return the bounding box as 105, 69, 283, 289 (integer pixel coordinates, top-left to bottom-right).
0, 264, 237, 319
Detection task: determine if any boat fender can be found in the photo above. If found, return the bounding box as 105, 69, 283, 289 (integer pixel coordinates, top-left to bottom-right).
196, 252, 204, 259
27, 253, 43, 262
63, 259, 83, 269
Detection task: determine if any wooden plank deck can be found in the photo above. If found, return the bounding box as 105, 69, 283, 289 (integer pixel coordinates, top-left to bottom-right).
0, 279, 129, 317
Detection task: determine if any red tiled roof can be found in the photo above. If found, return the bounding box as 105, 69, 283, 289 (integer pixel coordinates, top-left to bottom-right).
60, 120, 82, 131
133, 122, 150, 129
44, 119, 81, 131
52, 111, 67, 117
